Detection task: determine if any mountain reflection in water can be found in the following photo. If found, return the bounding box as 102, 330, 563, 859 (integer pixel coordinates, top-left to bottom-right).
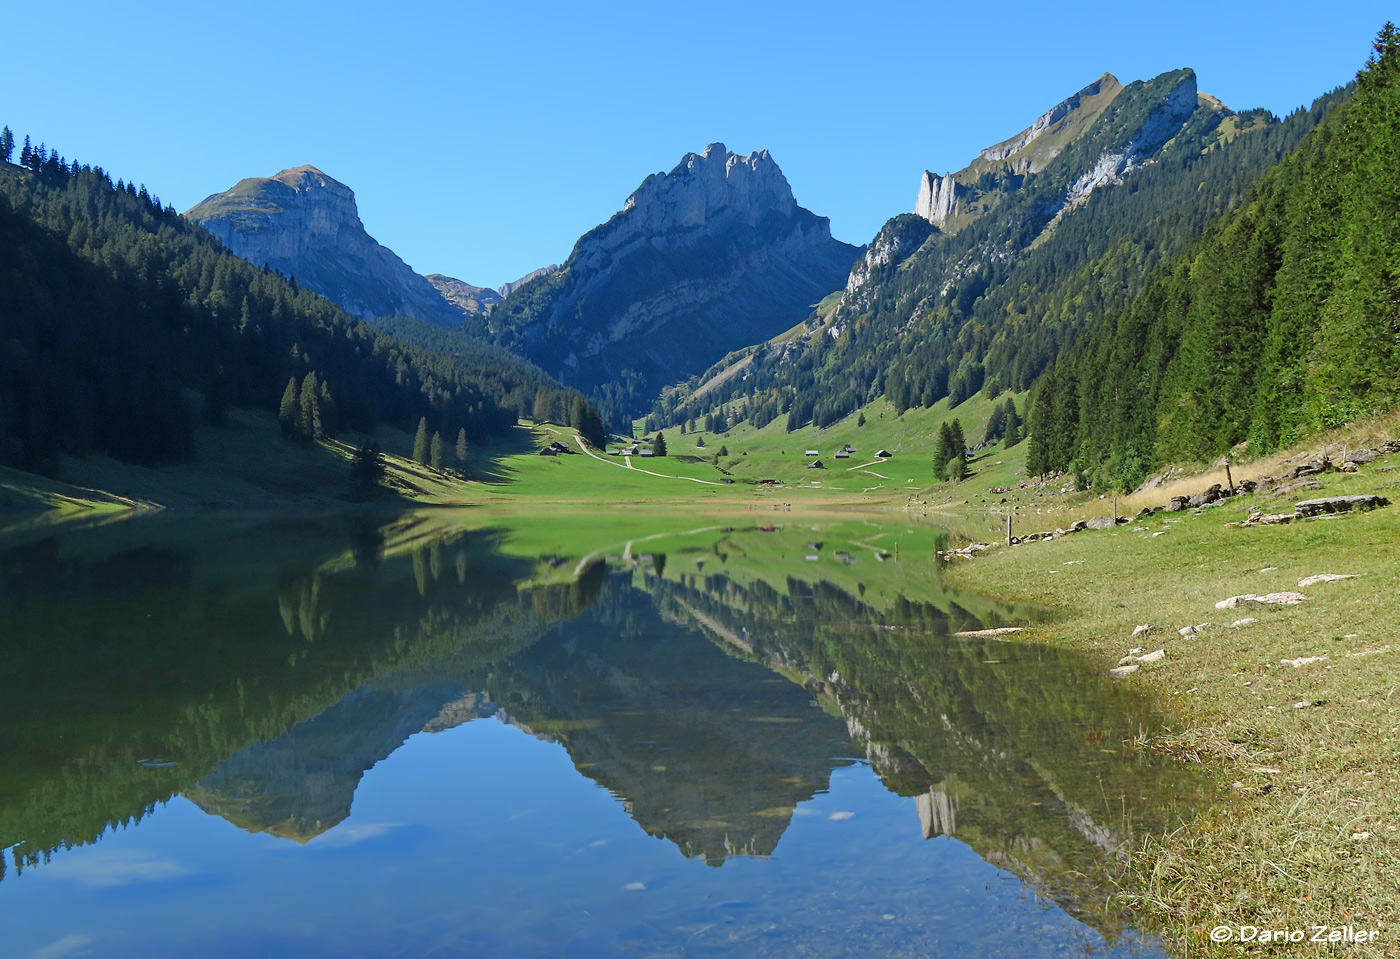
0, 512, 1203, 957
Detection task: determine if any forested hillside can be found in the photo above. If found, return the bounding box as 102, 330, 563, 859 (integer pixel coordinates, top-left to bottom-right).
0, 142, 603, 476
647, 73, 1345, 436
1027, 26, 1400, 490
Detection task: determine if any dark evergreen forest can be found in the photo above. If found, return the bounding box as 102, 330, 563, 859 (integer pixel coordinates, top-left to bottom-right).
0, 147, 604, 475
1027, 26, 1400, 490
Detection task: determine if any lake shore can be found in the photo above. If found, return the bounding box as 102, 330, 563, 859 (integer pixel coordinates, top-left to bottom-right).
942, 459, 1400, 956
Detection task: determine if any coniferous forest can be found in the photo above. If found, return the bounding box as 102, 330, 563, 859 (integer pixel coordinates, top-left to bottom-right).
1026, 26, 1400, 489
0, 150, 604, 476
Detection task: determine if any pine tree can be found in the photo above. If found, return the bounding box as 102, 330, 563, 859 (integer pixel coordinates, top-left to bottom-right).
279, 377, 300, 436
455, 428, 468, 465
857, 410, 866, 427
0, 127, 13, 164
653, 431, 667, 456
20, 135, 32, 168
413, 417, 430, 465
430, 431, 444, 469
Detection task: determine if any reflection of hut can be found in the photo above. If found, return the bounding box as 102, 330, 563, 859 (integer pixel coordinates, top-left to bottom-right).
807, 460, 824, 469
876, 449, 892, 458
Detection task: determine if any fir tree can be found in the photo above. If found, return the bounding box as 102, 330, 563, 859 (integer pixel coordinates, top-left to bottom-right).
0, 127, 13, 164
430, 431, 444, 469
300, 371, 324, 439
455, 428, 468, 465
652, 431, 667, 456
933, 422, 955, 478
279, 377, 300, 436
413, 417, 430, 465
350, 442, 385, 493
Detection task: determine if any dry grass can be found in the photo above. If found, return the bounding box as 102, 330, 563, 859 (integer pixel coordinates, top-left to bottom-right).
1117, 410, 1400, 514
945, 450, 1400, 956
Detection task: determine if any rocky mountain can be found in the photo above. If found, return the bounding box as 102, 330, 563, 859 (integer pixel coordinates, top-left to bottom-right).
426, 273, 502, 315
186, 165, 468, 327
482, 143, 862, 420
913, 73, 1125, 230
647, 68, 1336, 436
497, 264, 557, 298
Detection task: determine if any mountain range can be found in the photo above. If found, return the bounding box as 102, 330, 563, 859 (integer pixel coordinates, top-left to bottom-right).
4, 25, 1396, 492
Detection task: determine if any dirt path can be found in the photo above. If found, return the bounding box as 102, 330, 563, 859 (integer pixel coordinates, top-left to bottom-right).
566, 433, 723, 486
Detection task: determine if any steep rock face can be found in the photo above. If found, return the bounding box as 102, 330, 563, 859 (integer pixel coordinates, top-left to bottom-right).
186, 165, 467, 326
426, 273, 502, 315
497, 264, 558, 298
487, 143, 861, 411
914, 171, 961, 227
912, 73, 1127, 231
1062, 71, 1200, 207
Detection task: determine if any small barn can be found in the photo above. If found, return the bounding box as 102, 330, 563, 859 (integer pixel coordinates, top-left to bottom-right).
760, 478, 778, 486
876, 449, 892, 458
804, 449, 820, 456
808, 460, 824, 469
834, 451, 850, 459
539, 447, 557, 456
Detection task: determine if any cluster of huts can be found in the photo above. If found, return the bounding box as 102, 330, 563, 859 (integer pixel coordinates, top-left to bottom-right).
803, 446, 890, 469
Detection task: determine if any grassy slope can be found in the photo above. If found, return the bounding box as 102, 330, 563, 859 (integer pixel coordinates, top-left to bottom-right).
0, 389, 1042, 535
942, 451, 1400, 953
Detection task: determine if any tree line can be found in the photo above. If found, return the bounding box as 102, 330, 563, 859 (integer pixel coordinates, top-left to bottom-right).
0, 131, 604, 475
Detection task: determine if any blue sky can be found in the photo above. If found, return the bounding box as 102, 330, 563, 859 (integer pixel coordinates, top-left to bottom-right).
2, 1, 1391, 287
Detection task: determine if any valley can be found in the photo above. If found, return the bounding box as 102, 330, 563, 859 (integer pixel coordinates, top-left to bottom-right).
3, 18, 1399, 957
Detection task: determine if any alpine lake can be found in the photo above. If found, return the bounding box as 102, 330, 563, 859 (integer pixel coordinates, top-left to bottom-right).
0, 509, 1210, 958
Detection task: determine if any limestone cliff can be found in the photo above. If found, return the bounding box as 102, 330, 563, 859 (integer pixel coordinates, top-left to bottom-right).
497, 264, 558, 298
914, 171, 961, 227
186, 165, 468, 326
426, 273, 502, 315
487, 143, 862, 412
911, 72, 1127, 231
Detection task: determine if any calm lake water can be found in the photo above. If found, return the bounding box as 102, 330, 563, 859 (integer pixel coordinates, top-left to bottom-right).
0, 511, 1205, 958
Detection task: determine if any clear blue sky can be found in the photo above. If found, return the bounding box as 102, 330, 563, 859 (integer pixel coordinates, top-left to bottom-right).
2, 1, 1391, 287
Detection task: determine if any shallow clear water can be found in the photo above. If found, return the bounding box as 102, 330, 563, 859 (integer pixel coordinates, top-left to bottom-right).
0, 513, 1203, 957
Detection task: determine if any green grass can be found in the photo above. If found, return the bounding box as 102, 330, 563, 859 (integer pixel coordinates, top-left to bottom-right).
645, 391, 1031, 499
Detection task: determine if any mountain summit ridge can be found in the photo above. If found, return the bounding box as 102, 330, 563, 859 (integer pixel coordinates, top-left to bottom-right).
484, 143, 861, 420
186, 165, 468, 327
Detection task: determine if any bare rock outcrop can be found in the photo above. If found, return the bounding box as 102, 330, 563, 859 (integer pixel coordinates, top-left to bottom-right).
186, 165, 468, 327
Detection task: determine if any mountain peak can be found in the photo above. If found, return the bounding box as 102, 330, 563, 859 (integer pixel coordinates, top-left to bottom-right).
185, 167, 466, 326
619, 142, 795, 229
